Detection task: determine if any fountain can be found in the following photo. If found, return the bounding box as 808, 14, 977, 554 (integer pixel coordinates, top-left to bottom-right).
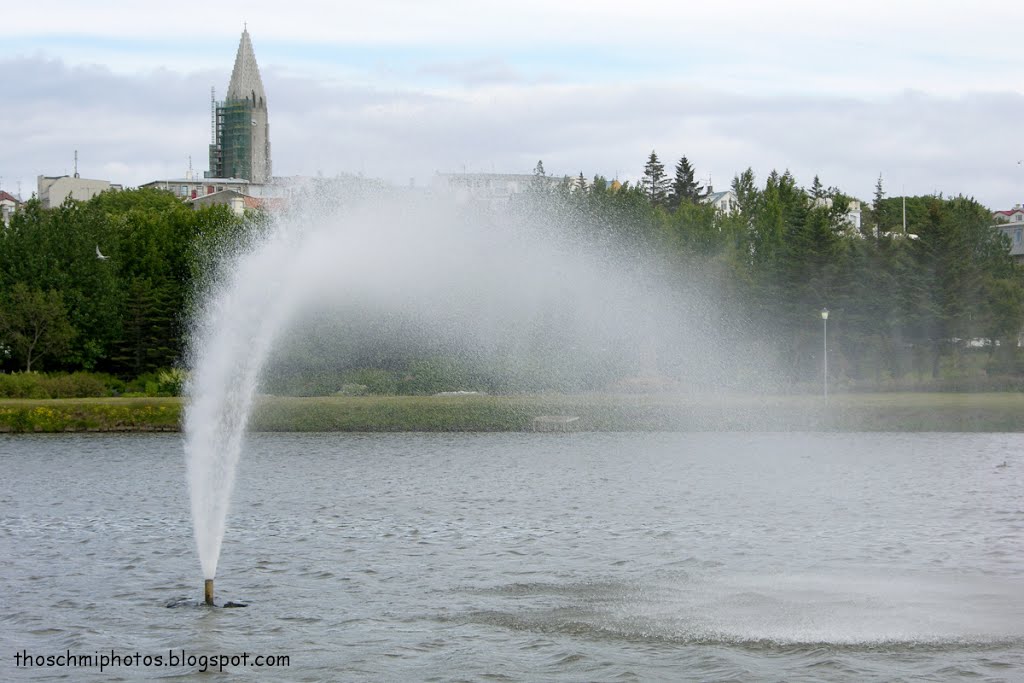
182, 188, 770, 602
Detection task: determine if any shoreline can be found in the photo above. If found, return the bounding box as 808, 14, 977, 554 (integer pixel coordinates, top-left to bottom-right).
1, 393, 1023, 433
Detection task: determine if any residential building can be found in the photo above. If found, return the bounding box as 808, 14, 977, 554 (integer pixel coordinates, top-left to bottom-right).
37, 175, 120, 209
188, 189, 284, 215
140, 176, 252, 200
812, 196, 863, 232
703, 189, 737, 213
993, 204, 1024, 262
208, 29, 272, 183
0, 190, 20, 226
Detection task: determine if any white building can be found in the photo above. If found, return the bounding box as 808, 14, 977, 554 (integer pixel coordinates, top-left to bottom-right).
993, 204, 1024, 262
37, 175, 120, 209
812, 196, 863, 232
140, 176, 252, 200
703, 189, 737, 213
0, 190, 19, 226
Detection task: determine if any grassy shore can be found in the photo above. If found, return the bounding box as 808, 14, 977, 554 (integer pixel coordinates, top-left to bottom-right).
1, 392, 1023, 433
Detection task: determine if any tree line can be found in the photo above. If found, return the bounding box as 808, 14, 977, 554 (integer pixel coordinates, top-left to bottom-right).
0, 189, 251, 377
1, 156, 1022, 392
532, 152, 1024, 387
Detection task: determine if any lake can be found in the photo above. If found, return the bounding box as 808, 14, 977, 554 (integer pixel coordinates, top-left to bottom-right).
2, 432, 1022, 681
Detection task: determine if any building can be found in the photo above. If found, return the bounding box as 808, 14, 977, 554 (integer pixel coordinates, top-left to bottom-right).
993, 204, 1024, 263
208, 29, 272, 184
188, 189, 284, 215
431, 172, 562, 204
0, 190, 20, 226
703, 189, 737, 213
993, 204, 1024, 225
37, 175, 120, 209
812, 196, 863, 232
140, 176, 251, 200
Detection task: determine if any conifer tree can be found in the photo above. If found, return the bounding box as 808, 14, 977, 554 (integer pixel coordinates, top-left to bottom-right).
641, 151, 670, 206
529, 160, 549, 194
670, 156, 701, 208
809, 174, 825, 200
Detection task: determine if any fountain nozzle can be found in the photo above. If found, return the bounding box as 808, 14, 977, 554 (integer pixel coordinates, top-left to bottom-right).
204, 579, 214, 606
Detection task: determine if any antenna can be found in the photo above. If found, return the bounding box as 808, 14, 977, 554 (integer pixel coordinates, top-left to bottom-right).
902, 185, 907, 234
74, 150, 79, 178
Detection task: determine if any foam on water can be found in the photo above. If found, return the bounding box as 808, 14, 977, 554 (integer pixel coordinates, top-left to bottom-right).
462, 572, 1024, 649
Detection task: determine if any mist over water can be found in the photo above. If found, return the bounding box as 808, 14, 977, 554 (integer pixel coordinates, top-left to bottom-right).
183, 188, 774, 580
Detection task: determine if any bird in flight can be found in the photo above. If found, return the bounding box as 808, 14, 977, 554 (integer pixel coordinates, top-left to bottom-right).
96, 245, 109, 260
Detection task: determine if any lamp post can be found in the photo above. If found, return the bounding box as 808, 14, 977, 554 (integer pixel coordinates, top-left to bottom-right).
821, 308, 829, 399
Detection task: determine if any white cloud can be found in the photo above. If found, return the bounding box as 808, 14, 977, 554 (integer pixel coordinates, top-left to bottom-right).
3, 2, 1023, 207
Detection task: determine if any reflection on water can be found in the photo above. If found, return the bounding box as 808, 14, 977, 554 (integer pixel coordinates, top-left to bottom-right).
1, 432, 1022, 681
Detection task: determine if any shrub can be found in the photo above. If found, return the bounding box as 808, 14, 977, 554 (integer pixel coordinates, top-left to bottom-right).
0, 371, 118, 398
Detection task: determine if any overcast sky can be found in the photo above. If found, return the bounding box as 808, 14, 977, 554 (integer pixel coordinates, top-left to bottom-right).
3, 1, 1023, 208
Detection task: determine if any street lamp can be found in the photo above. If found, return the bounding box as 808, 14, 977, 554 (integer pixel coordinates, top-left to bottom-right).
820, 308, 829, 399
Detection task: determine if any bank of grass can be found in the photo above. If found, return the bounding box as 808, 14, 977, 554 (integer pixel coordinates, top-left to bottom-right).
0, 397, 180, 432
1, 392, 1023, 433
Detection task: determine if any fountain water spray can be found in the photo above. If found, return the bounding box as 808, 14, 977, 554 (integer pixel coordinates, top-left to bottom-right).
183, 189, 774, 599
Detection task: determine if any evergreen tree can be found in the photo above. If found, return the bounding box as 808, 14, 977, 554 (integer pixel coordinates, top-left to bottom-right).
640, 151, 670, 206
529, 159, 549, 194
809, 175, 825, 201
871, 174, 889, 237
731, 168, 759, 217
670, 156, 701, 208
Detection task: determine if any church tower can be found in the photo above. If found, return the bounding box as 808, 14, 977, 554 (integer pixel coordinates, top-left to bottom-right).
208, 28, 272, 183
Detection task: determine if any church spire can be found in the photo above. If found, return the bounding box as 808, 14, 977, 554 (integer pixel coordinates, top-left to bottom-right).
226, 27, 266, 106
209, 28, 272, 183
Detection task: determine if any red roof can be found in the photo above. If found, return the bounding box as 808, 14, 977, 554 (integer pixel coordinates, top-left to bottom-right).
994, 208, 1024, 216
0, 190, 19, 203
243, 196, 286, 211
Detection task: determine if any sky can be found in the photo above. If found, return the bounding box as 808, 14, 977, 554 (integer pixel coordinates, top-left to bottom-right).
3, 0, 1023, 208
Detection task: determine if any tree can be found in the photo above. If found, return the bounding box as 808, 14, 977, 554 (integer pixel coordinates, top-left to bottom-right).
870, 174, 891, 237
0, 197, 122, 369
670, 156, 702, 208
529, 160, 549, 194
731, 168, 759, 217
0, 284, 75, 371
575, 172, 587, 194
809, 175, 825, 201
640, 150, 670, 206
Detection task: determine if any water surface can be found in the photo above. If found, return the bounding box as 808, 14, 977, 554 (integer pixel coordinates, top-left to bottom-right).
2, 432, 1022, 681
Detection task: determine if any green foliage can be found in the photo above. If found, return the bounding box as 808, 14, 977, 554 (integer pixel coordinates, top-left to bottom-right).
1, 164, 1022, 396
341, 368, 400, 395
0, 371, 118, 398
641, 150, 670, 206
0, 188, 252, 377
669, 156, 701, 208
0, 284, 76, 371
0, 398, 179, 432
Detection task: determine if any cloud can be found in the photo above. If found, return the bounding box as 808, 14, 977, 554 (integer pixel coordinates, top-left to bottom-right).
2, 47, 1022, 209
415, 58, 524, 87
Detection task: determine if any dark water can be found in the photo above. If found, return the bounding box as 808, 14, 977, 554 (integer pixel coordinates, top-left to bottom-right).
2, 432, 1022, 681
